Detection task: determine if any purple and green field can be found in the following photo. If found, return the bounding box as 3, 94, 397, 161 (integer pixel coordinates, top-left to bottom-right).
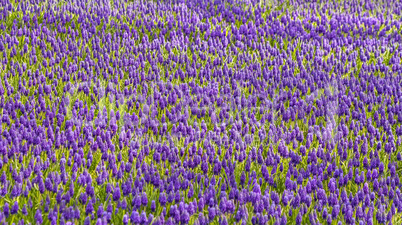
1, 0, 402, 224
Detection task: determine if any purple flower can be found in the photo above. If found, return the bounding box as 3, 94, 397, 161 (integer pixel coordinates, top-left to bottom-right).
3, 202, 9, 218
11, 201, 18, 215
86, 201, 93, 215
198, 197, 205, 212
141, 192, 148, 207
97, 204, 104, 218
151, 200, 156, 212
80, 193, 88, 205
131, 211, 140, 224
296, 213, 302, 225
181, 210, 190, 224
159, 192, 167, 206
326, 215, 332, 225
84, 216, 91, 225
113, 184, 121, 202
35, 209, 43, 224
208, 207, 216, 221
280, 215, 287, 225
123, 214, 129, 225
22, 204, 27, 215
140, 211, 147, 224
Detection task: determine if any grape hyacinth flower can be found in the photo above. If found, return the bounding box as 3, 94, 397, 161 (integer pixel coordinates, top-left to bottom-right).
0, 0, 401, 224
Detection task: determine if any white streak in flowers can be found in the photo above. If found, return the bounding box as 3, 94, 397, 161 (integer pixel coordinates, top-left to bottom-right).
267, 91, 279, 144
99, 86, 105, 99
324, 79, 340, 144
308, 78, 340, 150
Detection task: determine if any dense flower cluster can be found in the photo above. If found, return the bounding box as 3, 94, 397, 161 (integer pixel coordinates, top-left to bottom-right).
1, 0, 402, 224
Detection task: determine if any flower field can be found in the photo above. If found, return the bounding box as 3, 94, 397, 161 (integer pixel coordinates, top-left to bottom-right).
1, 0, 402, 224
